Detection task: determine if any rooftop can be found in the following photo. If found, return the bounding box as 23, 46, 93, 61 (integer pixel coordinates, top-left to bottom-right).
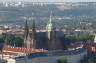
3, 46, 48, 54
14, 48, 87, 59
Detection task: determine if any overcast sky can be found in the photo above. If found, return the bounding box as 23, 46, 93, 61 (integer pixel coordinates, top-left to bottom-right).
1, 0, 96, 2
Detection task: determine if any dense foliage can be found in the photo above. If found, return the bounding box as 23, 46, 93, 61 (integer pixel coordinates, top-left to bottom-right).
57, 59, 68, 63
0, 3, 96, 29
65, 33, 94, 43
1, 33, 23, 47
80, 51, 96, 63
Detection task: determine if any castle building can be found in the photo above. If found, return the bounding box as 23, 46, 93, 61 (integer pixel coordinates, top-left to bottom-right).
23, 14, 63, 50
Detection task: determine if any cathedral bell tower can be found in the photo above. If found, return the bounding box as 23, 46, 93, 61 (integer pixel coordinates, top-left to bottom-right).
46, 13, 53, 40
24, 20, 29, 48
30, 20, 37, 48
24, 20, 37, 49
46, 12, 63, 50
46, 12, 57, 50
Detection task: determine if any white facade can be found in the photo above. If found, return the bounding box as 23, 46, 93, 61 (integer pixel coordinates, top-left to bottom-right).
94, 34, 96, 43
6, 50, 87, 63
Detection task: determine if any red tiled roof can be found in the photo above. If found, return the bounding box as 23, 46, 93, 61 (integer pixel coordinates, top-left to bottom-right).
68, 43, 96, 51
83, 43, 96, 51
68, 43, 83, 48
84, 43, 96, 47
3, 46, 48, 53
68, 45, 78, 48
0, 30, 6, 33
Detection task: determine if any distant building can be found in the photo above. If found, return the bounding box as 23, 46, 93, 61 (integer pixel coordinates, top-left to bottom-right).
0, 30, 6, 34
68, 42, 96, 52
84, 43, 96, 52
94, 34, 96, 43
4, 48, 87, 63
2, 46, 48, 56
68, 34, 96, 52
68, 42, 84, 51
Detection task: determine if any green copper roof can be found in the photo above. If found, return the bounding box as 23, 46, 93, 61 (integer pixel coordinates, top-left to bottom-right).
46, 14, 52, 31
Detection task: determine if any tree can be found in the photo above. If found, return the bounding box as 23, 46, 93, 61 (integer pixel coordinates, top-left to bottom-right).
80, 51, 96, 63
2, 33, 23, 47
66, 33, 94, 43
57, 59, 68, 63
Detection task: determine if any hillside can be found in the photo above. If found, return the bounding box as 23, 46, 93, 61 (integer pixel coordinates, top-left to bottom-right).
0, 2, 96, 29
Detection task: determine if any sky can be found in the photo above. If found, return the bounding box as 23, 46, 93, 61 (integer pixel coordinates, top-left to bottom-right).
0, 0, 96, 2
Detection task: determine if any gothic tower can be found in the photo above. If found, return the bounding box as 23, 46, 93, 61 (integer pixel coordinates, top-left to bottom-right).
46, 13, 58, 50
24, 20, 37, 49
46, 12, 62, 50
25, 33, 32, 48
30, 20, 37, 48
46, 13, 53, 40
24, 20, 29, 48
46, 13, 53, 50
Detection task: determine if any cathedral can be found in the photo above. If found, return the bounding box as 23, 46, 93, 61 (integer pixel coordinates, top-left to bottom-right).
24, 15, 63, 50
24, 20, 37, 49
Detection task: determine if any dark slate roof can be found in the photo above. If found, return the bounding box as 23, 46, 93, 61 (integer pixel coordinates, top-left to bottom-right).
14, 48, 87, 59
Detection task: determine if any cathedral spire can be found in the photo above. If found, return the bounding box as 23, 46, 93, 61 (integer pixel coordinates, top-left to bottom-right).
32, 20, 36, 31
49, 12, 52, 27
24, 20, 29, 39
24, 20, 29, 48
31, 20, 37, 49
46, 12, 53, 40
46, 11, 53, 32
